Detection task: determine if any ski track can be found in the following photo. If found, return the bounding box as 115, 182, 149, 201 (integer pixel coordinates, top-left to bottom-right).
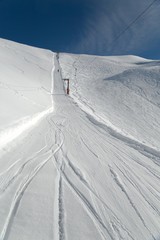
0, 126, 56, 194
0, 155, 51, 240
58, 176, 65, 240
114, 162, 160, 216
0, 123, 63, 240
51, 125, 66, 240
0, 145, 47, 194
88, 177, 135, 240
62, 152, 135, 240
51, 116, 125, 240
109, 166, 156, 240
52, 126, 110, 239
117, 156, 160, 205
50, 118, 113, 240
70, 80, 160, 167
62, 169, 113, 240
86, 113, 160, 166
80, 136, 99, 158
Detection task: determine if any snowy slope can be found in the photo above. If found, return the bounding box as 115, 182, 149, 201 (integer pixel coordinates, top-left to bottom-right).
60, 53, 160, 150
0, 38, 160, 240
0, 38, 53, 152
0, 38, 53, 126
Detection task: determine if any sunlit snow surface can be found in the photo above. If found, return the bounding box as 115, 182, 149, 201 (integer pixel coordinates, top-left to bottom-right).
0, 38, 160, 240
0, 107, 53, 152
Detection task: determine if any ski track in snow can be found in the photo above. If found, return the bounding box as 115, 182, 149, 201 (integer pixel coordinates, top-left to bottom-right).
70, 73, 160, 167
51, 118, 124, 240
0, 142, 48, 194
51, 125, 110, 240
58, 176, 65, 240
114, 162, 160, 216
0, 117, 64, 240
0, 155, 51, 240
59, 146, 136, 240
0, 118, 59, 195
109, 166, 156, 240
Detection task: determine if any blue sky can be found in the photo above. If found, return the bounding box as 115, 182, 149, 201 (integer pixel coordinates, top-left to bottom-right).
0, 0, 160, 59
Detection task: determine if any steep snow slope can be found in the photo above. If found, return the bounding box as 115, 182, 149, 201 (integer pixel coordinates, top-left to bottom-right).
0, 39, 160, 240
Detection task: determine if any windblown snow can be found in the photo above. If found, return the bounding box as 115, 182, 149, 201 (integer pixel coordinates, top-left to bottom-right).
0, 38, 160, 240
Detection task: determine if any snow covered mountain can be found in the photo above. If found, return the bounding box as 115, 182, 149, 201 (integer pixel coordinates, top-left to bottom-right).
0, 38, 160, 240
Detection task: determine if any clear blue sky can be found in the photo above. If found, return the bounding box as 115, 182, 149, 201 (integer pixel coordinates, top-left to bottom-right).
0, 0, 160, 59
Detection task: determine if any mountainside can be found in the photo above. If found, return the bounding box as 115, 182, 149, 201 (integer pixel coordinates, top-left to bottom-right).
60, 53, 160, 149
0, 38, 160, 240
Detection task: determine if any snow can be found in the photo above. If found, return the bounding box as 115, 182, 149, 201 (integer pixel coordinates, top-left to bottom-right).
0, 38, 52, 128
0, 38, 160, 240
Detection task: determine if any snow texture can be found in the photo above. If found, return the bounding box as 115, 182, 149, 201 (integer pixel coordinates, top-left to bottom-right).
0, 38, 160, 240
